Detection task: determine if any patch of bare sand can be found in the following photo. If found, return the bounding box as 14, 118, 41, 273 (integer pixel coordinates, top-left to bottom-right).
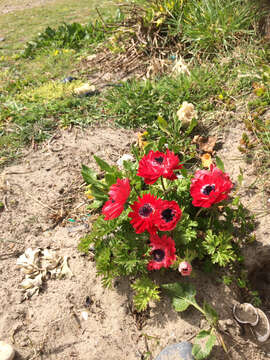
0, 125, 269, 359
0, 0, 56, 14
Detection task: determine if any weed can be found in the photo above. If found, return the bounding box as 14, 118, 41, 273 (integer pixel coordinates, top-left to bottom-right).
22, 21, 110, 58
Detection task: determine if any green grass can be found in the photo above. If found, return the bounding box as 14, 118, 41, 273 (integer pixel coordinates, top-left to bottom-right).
0, 0, 115, 55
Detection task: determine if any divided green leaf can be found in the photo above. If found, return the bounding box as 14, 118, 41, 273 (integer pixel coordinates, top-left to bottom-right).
162, 282, 197, 312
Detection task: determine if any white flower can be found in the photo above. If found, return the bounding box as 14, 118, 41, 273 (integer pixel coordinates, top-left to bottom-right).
116, 154, 134, 168
176, 101, 197, 125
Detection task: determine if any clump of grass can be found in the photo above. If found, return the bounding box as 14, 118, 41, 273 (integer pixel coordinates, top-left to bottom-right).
174, 0, 260, 56
106, 0, 260, 61
22, 20, 111, 58
103, 65, 229, 128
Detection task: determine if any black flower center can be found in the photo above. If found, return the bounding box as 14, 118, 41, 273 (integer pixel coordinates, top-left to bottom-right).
139, 203, 153, 218
152, 249, 165, 262
154, 156, 164, 164
111, 199, 115, 203
201, 184, 215, 195
161, 208, 174, 223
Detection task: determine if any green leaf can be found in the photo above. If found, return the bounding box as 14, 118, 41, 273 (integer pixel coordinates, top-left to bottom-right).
185, 118, 198, 134
88, 200, 103, 209
94, 155, 113, 173
162, 282, 197, 312
192, 330, 216, 360
203, 302, 218, 325
105, 173, 117, 187
158, 136, 167, 150
157, 115, 170, 135
237, 168, 243, 186
81, 164, 97, 185
215, 156, 225, 172
132, 277, 160, 312
91, 184, 108, 201
180, 167, 188, 178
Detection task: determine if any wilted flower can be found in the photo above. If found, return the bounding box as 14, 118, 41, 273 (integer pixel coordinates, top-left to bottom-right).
178, 261, 192, 276
116, 154, 134, 169
177, 101, 197, 125
148, 234, 176, 270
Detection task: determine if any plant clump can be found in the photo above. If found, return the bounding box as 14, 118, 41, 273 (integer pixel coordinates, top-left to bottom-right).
79, 107, 254, 313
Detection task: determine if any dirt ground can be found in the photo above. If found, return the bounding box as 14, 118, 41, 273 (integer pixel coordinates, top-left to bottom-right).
0, 122, 270, 360
0, 0, 56, 14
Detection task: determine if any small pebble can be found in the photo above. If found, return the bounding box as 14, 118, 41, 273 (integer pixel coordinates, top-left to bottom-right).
61, 76, 77, 83
155, 342, 194, 360
81, 311, 89, 321
0, 341, 15, 360
0, 37, 5, 42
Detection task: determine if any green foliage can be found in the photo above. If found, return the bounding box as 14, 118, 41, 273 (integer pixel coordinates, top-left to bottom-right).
202, 230, 237, 267
131, 277, 160, 312
177, 0, 259, 56
162, 282, 197, 312
162, 282, 218, 359
192, 330, 217, 360
104, 67, 224, 128
22, 21, 109, 58
79, 137, 254, 311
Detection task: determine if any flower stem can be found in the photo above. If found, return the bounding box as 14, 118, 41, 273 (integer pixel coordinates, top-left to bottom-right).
161, 177, 166, 194
195, 207, 204, 218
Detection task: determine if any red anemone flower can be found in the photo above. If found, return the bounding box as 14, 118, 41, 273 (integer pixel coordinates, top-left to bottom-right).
137, 150, 183, 184
155, 200, 182, 231
128, 193, 162, 234
137, 150, 167, 184
190, 164, 233, 208
102, 178, 130, 220
147, 234, 176, 270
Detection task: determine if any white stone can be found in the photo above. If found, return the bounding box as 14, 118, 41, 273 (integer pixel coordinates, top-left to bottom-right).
0, 341, 15, 360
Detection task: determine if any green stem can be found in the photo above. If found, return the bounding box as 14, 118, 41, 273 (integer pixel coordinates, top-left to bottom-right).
161, 177, 166, 194
195, 207, 204, 218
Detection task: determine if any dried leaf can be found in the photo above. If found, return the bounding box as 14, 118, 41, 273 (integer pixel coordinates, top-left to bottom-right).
193, 136, 217, 153
171, 57, 190, 76
59, 256, 73, 279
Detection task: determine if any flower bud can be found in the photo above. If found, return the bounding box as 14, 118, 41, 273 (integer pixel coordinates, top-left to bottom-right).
178, 261, 192, 276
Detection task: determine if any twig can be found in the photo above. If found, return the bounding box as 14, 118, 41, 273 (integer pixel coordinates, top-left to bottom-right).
3, 195, 8, 210
95, 7, 107, 29
25, 192, 57, 213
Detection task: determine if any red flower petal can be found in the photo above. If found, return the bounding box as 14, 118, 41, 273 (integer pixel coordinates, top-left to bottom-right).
102, 199, 124, 220
162, 149, 183, 180
128, 193, 162, 234
137, 150, 166, 184
155, 200, 182, 231
109, 178, 130, 204
137, 150, 183, 184
147, 234, 176, 270
190, 165, 233, 208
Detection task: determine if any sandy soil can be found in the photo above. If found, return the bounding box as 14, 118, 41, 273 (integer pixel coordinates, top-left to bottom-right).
0, 0, 56, 14
0, 122, 270, 360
